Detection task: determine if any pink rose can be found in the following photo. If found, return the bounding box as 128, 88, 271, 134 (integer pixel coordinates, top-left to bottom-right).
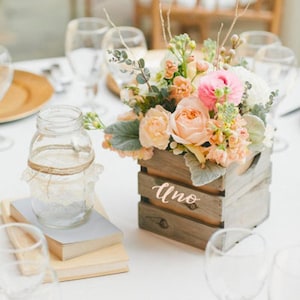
170, 96, 210, 146
197, 70, 244, 110
139, 105, 171, 150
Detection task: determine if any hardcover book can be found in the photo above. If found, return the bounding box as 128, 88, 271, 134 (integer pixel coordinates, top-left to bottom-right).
9, 198, 123, 261
1, 200, 129, 281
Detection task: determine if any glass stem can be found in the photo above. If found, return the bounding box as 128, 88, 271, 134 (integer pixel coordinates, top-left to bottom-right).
85, 83, 98, 111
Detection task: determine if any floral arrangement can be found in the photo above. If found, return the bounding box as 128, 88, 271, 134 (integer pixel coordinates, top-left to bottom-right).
84, 12, 276, 186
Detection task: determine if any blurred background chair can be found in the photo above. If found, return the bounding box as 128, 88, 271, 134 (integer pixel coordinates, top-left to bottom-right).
134, 0, 284, 49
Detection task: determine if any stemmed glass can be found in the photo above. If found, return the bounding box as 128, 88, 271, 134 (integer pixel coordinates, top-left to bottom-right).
253, 44, 298, 152
0, 45, 14, 151
102, 26, 148, 91
268, 245, 300, 300
204, 228, 268, 300
236, 31, 281, 70
0, 223, 60, 299
65, 17, 109, 114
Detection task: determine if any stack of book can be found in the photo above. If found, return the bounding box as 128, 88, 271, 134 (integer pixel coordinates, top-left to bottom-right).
1, 198, 129, 281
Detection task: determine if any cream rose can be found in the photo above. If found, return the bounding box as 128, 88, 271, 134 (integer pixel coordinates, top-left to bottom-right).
139, 105, 171, 150
170, 96, 210, 145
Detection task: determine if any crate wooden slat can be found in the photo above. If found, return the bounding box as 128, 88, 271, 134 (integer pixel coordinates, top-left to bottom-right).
138, 200, 218, 249
138, 148, 272, 249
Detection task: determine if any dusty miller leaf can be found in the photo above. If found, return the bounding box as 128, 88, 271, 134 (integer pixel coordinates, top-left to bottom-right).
243, 114, 265, 152
184, 152, 226, 186
104, 120, 141, 151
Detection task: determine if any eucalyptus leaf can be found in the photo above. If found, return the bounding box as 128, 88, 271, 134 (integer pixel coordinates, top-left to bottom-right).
104, 119, 142, 151
184, 152, 226, 186
137, 73, 147, 84
138, 58, 145, 68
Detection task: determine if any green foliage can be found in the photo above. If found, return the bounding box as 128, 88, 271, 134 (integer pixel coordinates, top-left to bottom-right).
104, 120, 142, 151
216, 102, 238, 125
184, 152, 226, 186
243, 114, 266, 152
83, 112, 105, 130
202, 39, 217, 63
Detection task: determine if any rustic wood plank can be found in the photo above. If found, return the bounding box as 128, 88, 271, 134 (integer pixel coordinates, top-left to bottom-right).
138, 149, 225, 194
139, 147, 271, 198
138, 201, 218, 249
223, 147, 272, 203
137, 148, 271, 248
138, 172, 223, 226
224, 179, 271, 228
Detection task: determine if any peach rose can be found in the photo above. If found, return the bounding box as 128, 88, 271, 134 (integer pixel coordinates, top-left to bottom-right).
164, 60, 178, 79
197, 70, 244, 110
170, 96, 210, 146
139, 105, 171, 150
169, 76, 193, 103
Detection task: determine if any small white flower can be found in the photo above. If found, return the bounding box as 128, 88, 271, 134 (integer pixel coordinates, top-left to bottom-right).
230, 66, 271, 107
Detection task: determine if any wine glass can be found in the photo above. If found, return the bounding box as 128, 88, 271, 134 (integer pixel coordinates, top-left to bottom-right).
268, 245, 300, 300
204, 228, 268, 300
102, 26, 148, 91
0, 45, 14, 151
236, 31, 281, 70
0, 262, 60, 300
0, 223, 57, 299
253, 44, 298, 152
65, 17, 109, 114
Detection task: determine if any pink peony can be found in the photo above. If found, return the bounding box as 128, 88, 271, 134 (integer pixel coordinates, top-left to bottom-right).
197, 70, 244, 110
170, 96, 210, 146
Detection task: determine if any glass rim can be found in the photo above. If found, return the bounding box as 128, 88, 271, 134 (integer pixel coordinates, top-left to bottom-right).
68, 17, 109, 33
0, 222, 47, 254
105, 26, 145, 41
206, 227, 266, 257
240, 30, 281, 39
254, 44, 297, 63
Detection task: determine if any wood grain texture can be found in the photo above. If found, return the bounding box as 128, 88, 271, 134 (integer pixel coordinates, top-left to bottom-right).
137, 148, 272, 248
138, 200, 218, 250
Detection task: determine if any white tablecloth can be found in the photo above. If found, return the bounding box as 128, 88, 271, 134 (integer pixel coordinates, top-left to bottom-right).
1, 57, 300, 300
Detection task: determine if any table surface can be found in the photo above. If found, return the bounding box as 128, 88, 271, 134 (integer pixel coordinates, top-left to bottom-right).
1, 57, 300, 300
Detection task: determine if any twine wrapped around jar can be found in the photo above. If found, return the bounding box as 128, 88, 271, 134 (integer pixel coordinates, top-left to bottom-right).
22, 105, 103, 229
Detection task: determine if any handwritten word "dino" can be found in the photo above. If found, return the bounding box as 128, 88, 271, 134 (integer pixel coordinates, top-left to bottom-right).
152, 182, 201, 204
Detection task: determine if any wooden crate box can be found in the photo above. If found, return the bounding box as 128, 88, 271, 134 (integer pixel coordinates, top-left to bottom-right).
137, 148, 272, 249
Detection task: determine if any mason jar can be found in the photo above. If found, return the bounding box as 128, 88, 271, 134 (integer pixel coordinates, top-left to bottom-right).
23, 105, 103, 229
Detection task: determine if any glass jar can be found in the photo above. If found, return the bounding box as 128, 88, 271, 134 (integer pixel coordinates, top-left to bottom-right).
23, 105, 103, 229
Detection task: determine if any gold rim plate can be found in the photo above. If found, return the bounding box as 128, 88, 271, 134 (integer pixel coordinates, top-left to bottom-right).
0, 70, 54, 123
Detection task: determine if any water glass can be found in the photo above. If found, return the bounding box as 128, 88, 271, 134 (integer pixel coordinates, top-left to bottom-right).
253, 44, 298, 152
0, 223, 60, 299
236, 30, 281, 70
65, 17, 109, 113
205, 228, 268, 300
102, 26, 148, 90
268, 245, 300, 300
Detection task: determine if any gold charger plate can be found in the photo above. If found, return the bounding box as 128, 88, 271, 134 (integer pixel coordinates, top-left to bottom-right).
0, 70, 54, 123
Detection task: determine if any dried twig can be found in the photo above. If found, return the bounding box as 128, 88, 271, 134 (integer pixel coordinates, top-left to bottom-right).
159, 2, 168, 46
220, 0, 251, 49
213, 0, 250, 68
